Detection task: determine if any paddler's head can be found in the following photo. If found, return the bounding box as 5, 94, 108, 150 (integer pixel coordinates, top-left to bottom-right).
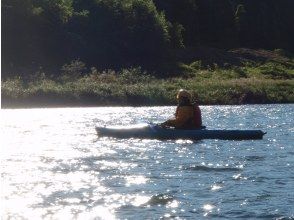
176, 89, 192, 104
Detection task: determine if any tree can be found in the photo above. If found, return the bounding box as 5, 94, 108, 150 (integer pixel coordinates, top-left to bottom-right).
71, 0, 178, 70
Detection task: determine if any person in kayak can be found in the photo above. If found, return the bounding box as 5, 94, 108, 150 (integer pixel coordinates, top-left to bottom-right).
161, 89, 203, 129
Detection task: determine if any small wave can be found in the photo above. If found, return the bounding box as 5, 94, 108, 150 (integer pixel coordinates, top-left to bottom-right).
256, 214, 294, 220
245, 155, 266, 161
185, 165, 242, 172
248, 176, 271, 182
216, 212, 291, 219
255, 194, 272, 201
147, 194, 174, 206
275, 217, 294, 220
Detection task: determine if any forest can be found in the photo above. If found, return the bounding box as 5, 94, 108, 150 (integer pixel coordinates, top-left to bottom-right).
2, 0, 294, 76
1, 0, 294, 107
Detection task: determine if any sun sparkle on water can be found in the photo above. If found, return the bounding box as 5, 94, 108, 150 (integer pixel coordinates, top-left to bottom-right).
1, 105, 293, 219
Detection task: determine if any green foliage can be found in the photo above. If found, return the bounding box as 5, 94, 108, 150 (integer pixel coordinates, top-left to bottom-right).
79, 0, 174, 68
2, 63, 294, 107
178, 61, 203, 76
35, 0, 74, 23
60, 60, 87, 81
1, 77, 24, 98
2, 0, 294, 78
118, 67, 153, 84
253, 63, 294, 79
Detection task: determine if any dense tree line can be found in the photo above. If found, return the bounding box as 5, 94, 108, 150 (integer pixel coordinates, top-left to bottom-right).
2, 0, 294, 77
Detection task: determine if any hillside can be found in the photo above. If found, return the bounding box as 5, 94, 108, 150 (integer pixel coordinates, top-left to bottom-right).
2, 0, 294, 76
1, 0, 294, 107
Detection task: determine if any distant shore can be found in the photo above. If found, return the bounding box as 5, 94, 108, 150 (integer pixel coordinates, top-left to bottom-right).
2, 99, 294, 109
2, 49, 294, 109
2, 79, 294, 109
2, 61, 293, 109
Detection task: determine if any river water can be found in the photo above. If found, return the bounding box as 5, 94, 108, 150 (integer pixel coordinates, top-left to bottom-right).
1, 105, 293, 219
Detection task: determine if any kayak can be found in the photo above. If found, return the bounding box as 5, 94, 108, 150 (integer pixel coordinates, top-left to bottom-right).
95, 125, 266, 140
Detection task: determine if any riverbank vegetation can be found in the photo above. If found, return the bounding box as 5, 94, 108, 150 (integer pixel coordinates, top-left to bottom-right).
2, 0, 294, 107
2, 60, 293, 108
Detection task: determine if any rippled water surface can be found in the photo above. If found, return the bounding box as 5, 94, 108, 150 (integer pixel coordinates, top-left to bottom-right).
1, 105, 293, 219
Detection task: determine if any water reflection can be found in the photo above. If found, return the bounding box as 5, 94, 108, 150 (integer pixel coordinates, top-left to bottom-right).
211, 184, 222, 191
125, 175, 148, 186
1, 105, 294, 219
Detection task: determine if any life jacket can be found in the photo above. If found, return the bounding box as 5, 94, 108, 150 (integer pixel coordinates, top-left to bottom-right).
175, 102, 202, 129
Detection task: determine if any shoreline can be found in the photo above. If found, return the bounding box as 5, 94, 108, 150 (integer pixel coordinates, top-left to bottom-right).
2, 61, 293, 109
2, 99, 293, 109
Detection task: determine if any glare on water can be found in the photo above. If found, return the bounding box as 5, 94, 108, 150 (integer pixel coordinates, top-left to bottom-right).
1, 105, 293, 219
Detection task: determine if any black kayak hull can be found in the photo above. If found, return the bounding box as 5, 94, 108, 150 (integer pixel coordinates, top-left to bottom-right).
95, 125, 266, 140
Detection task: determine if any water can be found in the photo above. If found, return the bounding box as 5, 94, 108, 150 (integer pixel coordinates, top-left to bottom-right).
1, 105, 293, 219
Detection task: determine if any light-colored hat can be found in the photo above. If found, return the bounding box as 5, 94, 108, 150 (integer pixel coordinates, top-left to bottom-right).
176, 89, 192, 101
